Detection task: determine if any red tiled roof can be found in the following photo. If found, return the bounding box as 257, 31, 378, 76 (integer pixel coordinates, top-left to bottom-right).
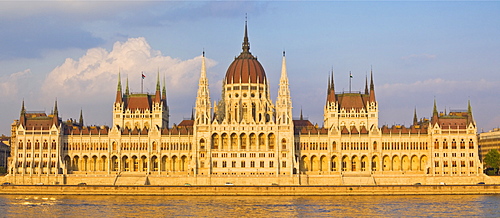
336, 93, 370, 111
125, 94, 152, 111
178, 120, 194, 127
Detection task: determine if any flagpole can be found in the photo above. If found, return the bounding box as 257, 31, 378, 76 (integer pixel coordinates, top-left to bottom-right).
349, 71, 351, 93
141, 71, 144, 93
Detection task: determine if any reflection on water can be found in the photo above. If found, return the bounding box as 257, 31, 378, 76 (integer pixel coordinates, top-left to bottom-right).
0, 195, 499, 217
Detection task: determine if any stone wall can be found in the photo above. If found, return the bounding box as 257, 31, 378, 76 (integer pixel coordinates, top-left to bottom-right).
1, 174, 499, 186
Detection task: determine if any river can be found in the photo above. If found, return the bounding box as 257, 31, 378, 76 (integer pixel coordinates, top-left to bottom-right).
0, 195, 499, 217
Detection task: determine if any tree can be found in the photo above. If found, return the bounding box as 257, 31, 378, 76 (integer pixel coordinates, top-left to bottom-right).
484, 149, 500, 175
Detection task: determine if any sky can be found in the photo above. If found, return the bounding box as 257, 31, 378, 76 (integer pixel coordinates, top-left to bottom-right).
1, 1, 500, 135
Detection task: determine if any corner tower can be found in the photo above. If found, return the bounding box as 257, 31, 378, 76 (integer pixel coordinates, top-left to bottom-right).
112, 71, 169, 130
324, 69, 378, 133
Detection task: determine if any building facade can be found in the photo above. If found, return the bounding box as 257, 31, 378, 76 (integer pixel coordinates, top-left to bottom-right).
6, 24, 482, 184
479, 128, 500, 162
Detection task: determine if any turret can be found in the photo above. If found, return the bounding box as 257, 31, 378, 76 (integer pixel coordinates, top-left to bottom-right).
276, 51, 292, 125
324, 69, 338, 129
195, 51, 211, 125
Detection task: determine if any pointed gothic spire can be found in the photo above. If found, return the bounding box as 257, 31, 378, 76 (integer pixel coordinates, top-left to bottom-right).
162, 75, 167, 101
195, 50, 211, 125
326, 68, 336, 103
300, 107, 304, 120
52, 99, 59, 126
20, 100, 26, 126
115, 72, 123, 103
279, 50, 289, 85
369, 68, 376, 102
156, 68, 161, 91
21, 99, 26, 115
125, 75, 130, 96
53, 99, 58, 115
433, 99, 438, 116
413, 107, 418, 125
277, 50, 292, 125
431, 98, 439, 126
242, 17, 250, 53
468, 99, 474, 125
154, 69, 161, 103
236, 16, 254, 59
79, 109, 84, 126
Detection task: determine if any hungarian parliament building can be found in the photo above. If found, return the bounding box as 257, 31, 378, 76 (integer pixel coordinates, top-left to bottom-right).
6, 24, 482, 185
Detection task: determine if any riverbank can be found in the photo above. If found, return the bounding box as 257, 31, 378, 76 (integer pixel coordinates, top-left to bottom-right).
2, 184, 500, 196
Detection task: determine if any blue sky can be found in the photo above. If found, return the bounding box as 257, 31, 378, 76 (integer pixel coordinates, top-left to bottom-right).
1, 1, 499, 135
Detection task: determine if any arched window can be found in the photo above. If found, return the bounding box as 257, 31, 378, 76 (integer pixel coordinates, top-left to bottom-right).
268, 133, 275, 150
51, 140, 57, 150
281, 139, 287, 150
27, 140, 31, 149
199, 139, 205, 149
212, 134, 219, 149
240, 134, 247, 149
152, 141, 157, 151
43, 140, 48, 149
18, 140, 23, 149
35, 140, 40, 149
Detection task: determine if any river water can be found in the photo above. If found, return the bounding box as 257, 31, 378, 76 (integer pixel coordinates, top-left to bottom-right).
0, 195, 499, 217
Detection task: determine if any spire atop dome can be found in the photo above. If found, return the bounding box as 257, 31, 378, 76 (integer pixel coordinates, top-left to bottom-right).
236, 17, 254, 59
243, 18, 249, 52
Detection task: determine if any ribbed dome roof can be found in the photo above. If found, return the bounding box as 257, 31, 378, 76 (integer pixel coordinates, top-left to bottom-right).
225, 24, 266, 84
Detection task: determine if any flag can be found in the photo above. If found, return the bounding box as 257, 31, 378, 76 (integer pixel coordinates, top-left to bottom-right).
142, 72, 146, 79
349, 71, 353, 78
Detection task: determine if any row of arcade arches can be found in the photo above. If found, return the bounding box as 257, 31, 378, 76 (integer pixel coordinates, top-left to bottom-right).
63, 155, 191, 173
299, 154, 428, 172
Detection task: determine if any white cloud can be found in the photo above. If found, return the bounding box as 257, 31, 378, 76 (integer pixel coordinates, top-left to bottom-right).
41, 37, 216, 112
0, 69, 31, 99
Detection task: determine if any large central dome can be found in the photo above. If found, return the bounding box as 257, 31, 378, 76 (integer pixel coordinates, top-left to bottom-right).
225, 24, 266, 84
